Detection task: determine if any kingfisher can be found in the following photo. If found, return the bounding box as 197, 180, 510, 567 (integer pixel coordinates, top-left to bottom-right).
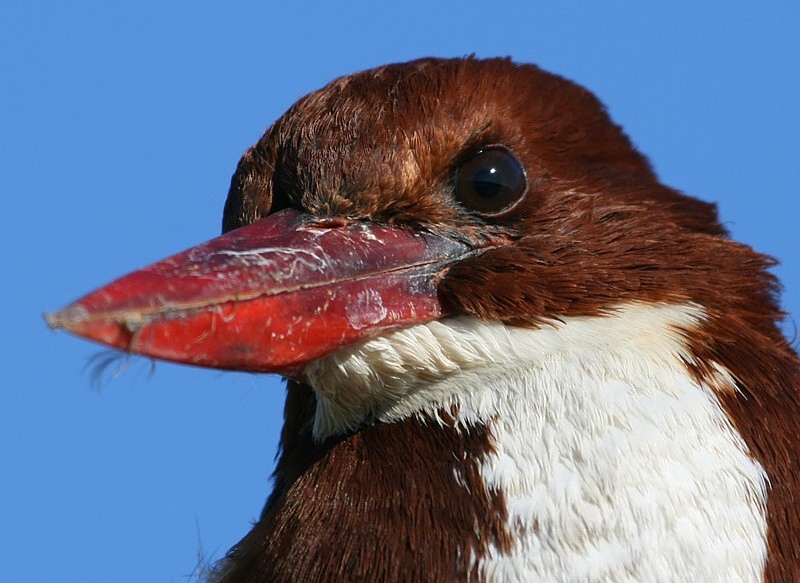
47, 57, 800, 582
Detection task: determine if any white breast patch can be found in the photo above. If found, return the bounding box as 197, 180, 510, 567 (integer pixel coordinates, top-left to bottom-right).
304, 302, 768, 582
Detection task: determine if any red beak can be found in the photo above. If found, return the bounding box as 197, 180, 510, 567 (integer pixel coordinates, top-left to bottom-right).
46, 209, 475, 378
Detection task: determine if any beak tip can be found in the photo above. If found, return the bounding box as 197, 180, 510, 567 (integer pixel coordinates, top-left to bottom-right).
44, 304, 89, 332
43, 311, 59, 331
44, 304, 134, 354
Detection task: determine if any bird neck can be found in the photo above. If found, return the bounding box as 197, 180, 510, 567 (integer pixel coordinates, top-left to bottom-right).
213, 303, 771, 581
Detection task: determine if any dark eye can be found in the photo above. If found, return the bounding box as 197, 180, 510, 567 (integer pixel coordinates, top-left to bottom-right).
454, 147, 527, 216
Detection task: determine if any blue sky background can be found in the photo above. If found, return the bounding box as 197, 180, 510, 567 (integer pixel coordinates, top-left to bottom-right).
3, 2, 798, 581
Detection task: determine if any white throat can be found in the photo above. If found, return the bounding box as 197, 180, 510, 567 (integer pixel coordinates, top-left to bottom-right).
303, 302, 768, 581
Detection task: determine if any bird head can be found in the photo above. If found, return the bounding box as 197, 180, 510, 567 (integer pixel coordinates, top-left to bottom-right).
46, 57, 800, 581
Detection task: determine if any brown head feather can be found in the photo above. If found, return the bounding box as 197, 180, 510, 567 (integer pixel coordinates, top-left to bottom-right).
212, 57, 800, 582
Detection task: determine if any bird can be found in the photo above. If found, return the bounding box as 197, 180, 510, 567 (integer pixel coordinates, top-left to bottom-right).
47, 57, 800, 582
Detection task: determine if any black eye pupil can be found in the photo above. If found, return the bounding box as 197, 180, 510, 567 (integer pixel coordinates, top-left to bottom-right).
472, 168, 504, 199
454, 147, 527, 215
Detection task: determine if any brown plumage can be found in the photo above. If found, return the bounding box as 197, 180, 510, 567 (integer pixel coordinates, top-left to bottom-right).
217, 58, 800, 580
49, 57, 800, 582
